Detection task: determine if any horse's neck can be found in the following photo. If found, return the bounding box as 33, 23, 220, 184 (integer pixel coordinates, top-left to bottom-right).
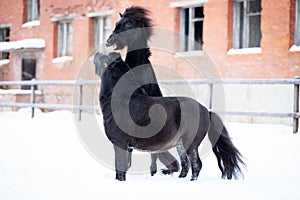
125, 48, 151, 68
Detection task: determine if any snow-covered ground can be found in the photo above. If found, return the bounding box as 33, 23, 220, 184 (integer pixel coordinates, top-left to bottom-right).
1, 109, 300, 200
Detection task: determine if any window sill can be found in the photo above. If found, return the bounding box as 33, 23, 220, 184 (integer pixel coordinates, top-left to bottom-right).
175, 50, 204, 58
22, 20, 40, 28
289, 45, 300, 52
227, 47, 262, 55
52, 56, 73, 64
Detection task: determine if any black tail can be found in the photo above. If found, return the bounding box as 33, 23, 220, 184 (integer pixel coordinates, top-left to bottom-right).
208, 112, 246, 179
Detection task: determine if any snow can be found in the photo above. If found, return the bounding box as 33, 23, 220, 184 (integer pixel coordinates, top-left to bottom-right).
1, 109, 300, 200
0, 59, 9, 67
175, 50, 205, 57
0, 89, 42, 95
170, 0, 209, 8
22, 20, 41, 28
52, 56, 73, 64
290, 45, 300, 52
0, 39, 45, 51
227, 47, 262, 55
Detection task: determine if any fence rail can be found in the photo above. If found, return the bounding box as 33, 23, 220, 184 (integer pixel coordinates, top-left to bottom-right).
0, 78, 299, 133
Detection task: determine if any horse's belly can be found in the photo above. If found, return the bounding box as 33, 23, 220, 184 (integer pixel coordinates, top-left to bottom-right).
132, 132, 182, 153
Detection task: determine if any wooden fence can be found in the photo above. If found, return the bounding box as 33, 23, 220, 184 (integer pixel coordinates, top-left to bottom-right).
0, 78, 299, 133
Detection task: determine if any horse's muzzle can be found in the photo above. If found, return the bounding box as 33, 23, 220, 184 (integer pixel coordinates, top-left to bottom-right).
106, 35, 115, 47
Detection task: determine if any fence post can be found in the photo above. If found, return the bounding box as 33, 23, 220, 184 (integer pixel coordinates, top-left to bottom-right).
78, 84, 83, 121
293, 76, 300, 133
30, 79, 36, 118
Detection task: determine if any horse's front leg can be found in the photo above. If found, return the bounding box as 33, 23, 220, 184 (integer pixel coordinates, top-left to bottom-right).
114, 145, 130, 181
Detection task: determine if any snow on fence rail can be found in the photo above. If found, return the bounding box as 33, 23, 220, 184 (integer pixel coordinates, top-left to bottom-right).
0, 78, 299, 133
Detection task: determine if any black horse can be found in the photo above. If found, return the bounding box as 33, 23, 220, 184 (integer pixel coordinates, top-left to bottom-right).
106, 6, 188, 176
94, 51, 245, 181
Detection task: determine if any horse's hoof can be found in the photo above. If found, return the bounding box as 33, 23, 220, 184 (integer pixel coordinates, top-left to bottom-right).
161, 167, 179, 175
178, 171, 188, 178
116, 176, 126, 181
190, 176, 198, 181
178, 174, 187, 178
151, 170, 157, 176
161, 169, 173, 175
115, 172, 126, 181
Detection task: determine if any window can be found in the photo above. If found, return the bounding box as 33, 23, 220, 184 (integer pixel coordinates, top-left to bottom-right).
180, 6, 204, 51
57, 21, 73, 57
94, 16, 111, 49
295, 0, 300, 45
0, 27, 10, 60
27, 0, 40, 22
233, 0, 262, 49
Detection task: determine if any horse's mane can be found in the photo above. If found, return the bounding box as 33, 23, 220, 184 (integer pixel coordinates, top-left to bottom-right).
122, 6, 153, 38
123, 6, 153, 27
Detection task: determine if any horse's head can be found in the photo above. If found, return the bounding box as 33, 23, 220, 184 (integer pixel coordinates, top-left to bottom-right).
106, 6, 153, 50
93, 52, 110, 77
93, 52, 122, 77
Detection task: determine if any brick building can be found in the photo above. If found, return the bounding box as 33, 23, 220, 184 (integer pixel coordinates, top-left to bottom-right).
0, 0, 300, 105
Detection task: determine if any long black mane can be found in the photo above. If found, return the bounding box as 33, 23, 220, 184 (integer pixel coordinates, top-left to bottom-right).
121, 6, 154, 40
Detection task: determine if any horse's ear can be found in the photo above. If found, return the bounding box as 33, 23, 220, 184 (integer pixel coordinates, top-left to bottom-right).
119, 13, 123, 18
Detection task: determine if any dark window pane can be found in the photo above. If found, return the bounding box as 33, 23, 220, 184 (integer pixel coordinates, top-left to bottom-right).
238, 2, 244, 48
184, 8, 189, 51
27, 0, 33, 21
249, 15, 261, 47
194, 21, 203, 50
194, 7, 204, 18
248, 0, 261, 14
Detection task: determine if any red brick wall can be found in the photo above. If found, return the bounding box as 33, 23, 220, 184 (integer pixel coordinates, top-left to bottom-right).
204, 0, 300, 79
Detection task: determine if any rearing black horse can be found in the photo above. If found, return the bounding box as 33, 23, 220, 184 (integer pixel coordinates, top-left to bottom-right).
106, 6, 189, 176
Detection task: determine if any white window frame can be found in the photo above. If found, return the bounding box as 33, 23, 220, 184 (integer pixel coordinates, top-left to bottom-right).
86, 10, 113, 50
57, 21, 73, 57
180, 6, 204, 52
27, 0, 40, 22
93, 16, 111, 49
233, 0, 262, 49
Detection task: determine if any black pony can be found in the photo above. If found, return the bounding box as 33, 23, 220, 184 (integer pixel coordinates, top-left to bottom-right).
94, 51, 245, 181
106, 6, 188, 176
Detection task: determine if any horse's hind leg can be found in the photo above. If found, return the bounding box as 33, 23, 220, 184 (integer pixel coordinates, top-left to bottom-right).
187, 148, 202, 181
114, 145, 129, 181
158, 152, 180, 175
150, 153, 158, 176
151, 152, 180, 176
177, 142, 190, 178
127, 148, 133, 170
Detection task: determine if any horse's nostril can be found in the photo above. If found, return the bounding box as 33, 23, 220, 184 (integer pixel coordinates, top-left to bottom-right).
106, 35, 115, 46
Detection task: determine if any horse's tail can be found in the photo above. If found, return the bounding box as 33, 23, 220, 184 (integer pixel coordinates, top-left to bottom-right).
208, 112, 245, 179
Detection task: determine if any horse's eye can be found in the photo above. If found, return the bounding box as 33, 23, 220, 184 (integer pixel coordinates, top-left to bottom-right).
125, 23, 133, 29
